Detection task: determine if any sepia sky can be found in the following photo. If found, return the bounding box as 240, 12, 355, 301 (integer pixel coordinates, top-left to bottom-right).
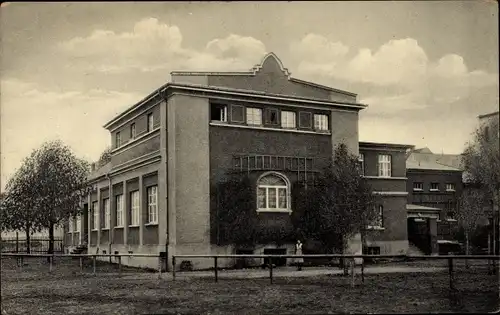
1, 1, 498, 191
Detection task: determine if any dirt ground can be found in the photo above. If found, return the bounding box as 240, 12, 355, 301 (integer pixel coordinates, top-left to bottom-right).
1, 257, 498, 314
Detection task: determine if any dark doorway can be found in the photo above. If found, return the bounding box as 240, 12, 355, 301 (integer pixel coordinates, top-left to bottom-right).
407, 218, 431, 254
263, 248, 287, 267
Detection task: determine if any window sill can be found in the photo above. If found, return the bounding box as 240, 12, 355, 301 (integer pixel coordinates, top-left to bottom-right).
366, 226, 385, 231
101, 228, 110, 231
210, 122, 331, 135
145, 222, 158, 226
363, 176, 407, 180
446, 190, 456, 192
256, 209, 292, 214
112, 127, 160, 153
429, 189, 440, 192
114, 226, 124, 229
91, 229, 98, 232
128, 225, 140, 228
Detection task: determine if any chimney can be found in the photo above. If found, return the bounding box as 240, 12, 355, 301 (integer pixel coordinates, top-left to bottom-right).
91, 163, 96, 171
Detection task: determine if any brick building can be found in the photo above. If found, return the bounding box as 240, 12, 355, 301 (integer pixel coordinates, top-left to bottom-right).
358, 142, 413, 255
64, 53, 413, 270
405, 148, 463, 254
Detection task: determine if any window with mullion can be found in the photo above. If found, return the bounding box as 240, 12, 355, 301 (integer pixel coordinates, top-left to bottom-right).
147, 186, 158, 224
378, 154, 392, 177
281, 111, 296, 129
246, 107, 262, 126
75, 215, 81, 232
258, 185, 287, 210
130, 191, 140, 226
92, 202, 98, 230
115, 194, 123, 227
102, 198, 110, 229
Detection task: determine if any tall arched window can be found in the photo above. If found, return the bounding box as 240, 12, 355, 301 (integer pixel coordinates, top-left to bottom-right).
256, 172, 291, 213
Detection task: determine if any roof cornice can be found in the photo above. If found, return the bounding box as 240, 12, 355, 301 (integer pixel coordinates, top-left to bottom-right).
103, 82, 367, 130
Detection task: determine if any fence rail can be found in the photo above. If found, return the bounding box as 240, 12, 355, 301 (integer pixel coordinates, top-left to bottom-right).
1, 238, 64, 253
1, 253, 164, 278
171, 254, 500, 288
2, 253, 499, 290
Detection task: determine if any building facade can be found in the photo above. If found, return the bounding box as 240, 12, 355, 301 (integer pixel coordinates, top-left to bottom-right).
405, 148, 463, 254
64, 53, 413, 270
358, 142, 414, 256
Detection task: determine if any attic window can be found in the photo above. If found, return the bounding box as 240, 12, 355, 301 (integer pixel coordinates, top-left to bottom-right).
265, 108, 279, 126
211, 103, 227, 122
299, 112, 312, 129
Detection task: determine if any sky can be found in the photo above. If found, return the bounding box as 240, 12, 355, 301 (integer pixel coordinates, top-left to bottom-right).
1, 1, 499, 191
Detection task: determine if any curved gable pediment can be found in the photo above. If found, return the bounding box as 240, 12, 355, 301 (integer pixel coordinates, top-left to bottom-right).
250, 52, 291, 79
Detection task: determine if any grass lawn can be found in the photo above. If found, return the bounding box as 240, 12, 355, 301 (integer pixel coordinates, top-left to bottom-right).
1, 257, 498, 314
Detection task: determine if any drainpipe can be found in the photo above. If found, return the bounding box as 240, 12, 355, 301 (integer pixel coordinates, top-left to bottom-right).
158, 89, 169, 271
106, 173, 112, 263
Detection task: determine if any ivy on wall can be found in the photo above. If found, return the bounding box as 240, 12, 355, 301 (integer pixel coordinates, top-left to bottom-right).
212, 175, 258, 247
212, 174, 297, 248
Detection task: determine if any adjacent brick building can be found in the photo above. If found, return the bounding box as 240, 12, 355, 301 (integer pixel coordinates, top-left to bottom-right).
64, 53, 414, 270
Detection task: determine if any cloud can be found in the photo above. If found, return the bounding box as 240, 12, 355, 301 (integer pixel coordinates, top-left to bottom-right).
0, 78, 142, 191
57, 18, 266, 74
293, 34, 498, 116
295, 36, 498, 89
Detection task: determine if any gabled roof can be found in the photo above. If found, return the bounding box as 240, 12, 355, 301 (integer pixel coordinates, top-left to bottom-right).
406, 150, 463, 171
171, 52, 358, 97
412, 147, 433, 154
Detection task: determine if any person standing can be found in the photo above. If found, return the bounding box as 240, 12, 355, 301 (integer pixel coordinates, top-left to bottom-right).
295, 240, 304, 271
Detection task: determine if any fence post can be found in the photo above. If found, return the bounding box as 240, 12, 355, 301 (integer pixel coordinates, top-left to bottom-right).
214, 256, 218, 283
361, 257, 365, 283
351, 258, 355, 288
15, 232, 19, 253
79, 256, 83, 273
269, 257, 273, 285
118, 256, 122, 276
93, 255, 96, 276
448, 257, 454, 290
49, 255, 53, 273
172, 256, 176, 281
158, 256, 162, 279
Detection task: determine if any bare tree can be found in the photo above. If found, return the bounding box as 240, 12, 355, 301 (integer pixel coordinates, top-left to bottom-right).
454, 186, 488, 268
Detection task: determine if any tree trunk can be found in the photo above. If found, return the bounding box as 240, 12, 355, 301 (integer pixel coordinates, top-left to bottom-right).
465, 231, 469, 269
47, 222, 55, 263
25, 226, 31, 254
342, 236, 349, 276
